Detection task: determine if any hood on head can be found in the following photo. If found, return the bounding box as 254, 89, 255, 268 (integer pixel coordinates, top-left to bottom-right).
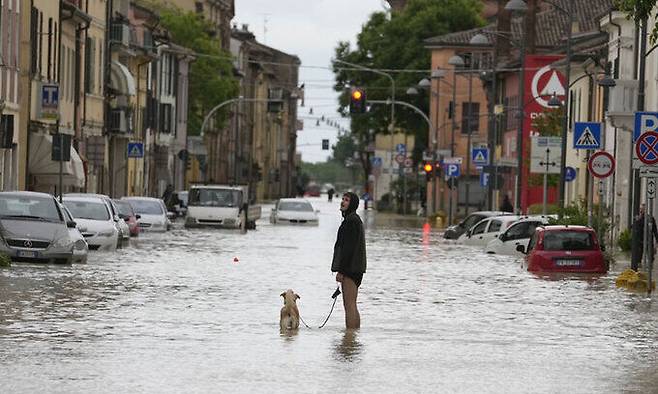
343, 192, 359, 217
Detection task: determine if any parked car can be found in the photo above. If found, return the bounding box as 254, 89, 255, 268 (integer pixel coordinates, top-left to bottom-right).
121, 197, 170, 232
60, 204, 89, 263
62, 196, 120, 252
443, 211, 510, 239
517, 225, 607, 273
457, 215, 523, 247
65, 193, 129, 247
484, 216, 554, 255
270, 198, 319, 225
0, 191, 77, 264
113, 199, 140, 237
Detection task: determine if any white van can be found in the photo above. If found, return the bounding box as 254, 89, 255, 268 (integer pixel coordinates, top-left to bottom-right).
184, 184, 261, 230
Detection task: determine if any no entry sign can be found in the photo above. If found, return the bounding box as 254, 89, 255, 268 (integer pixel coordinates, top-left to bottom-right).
588, 151, 615, 178
636, 131, 658, 165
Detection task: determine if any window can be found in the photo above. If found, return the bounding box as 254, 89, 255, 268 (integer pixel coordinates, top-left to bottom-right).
471, 220, 488, 235
543, 231, 594, 251
461, 102, 479, 134
160, 103, 172, 133
47, 17, 52, 80
527, 232, 537, 252
505, 222, 530, 241
195, 2, 204, 13
489, 220, 502, 233
84, 37, 95, 93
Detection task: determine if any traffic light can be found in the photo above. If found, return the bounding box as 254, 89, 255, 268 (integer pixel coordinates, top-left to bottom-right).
349, 88, 366, 114
423, 161, 434, 180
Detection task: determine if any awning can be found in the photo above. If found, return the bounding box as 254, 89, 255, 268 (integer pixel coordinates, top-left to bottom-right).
29, 133, 85, 188
110, 60, 136, 96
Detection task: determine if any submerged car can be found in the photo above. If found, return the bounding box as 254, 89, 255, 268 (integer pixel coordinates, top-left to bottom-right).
0, 191, 77, 264
121, 197, 169, 232
114, 199, 140, 237
457, 215, 523, 247
443, 211, 510, 240
270, 198, 319, 225
518, 225, 607, 274
63, 196, 120, 252
65, 193, 129, 247
484, 216, 554, 255
61, 205, 89, 263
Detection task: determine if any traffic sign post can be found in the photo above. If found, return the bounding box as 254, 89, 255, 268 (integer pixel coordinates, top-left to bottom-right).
539, 147, 557, 215
472, 148, 489, 166
127, 142, 144, 158
636, 131, 658, 165
565, 166, 577, 182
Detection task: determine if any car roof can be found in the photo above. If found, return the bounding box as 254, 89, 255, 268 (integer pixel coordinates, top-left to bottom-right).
279, 198, 311, 203
540, 225, 592, 232
65, 193, 111, 199
121, 196, 162, 202
189, 185, 243, 191
63, 196, 109, 204
0, 191, 56, 199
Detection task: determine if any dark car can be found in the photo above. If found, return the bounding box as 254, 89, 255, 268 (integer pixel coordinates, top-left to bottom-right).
114, 199, 141, 237
443, 211, 510, 239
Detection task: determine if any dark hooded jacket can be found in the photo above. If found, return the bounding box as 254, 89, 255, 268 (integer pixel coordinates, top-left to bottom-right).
331, 192, 367, 275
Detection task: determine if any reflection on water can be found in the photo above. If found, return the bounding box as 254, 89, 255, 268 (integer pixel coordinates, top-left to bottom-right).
334, 329, 363, 362
2, 198, 658, 392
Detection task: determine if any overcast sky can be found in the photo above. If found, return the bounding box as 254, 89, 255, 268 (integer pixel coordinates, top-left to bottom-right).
234, 0, 386, 163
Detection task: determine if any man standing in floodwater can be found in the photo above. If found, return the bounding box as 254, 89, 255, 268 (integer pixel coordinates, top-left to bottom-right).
332, 192, 367, 329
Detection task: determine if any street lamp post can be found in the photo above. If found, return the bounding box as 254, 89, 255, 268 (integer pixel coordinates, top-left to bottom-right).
505, 0, 528, 214
447, 55, 465, 225
556, 1, 573, 213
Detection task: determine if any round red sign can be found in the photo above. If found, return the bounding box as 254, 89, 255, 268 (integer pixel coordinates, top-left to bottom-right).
636, 131, 658, 165
587, 151, 615, 178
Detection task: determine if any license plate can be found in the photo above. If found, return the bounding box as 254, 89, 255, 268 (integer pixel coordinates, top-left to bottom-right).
555, 259, 582, 266
17, 250, 37, 258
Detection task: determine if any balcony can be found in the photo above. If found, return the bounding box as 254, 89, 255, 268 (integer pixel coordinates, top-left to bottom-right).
110, 22, 131, 47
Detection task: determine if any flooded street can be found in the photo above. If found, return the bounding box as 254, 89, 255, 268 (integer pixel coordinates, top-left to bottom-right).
2, 197, 658, 393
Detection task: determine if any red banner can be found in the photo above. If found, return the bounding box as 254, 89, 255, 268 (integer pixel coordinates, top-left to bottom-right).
520, 55, 565, 212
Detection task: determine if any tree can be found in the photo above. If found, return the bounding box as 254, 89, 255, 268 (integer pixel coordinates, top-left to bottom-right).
331, 133, 358, 164
615, 0, 658, 42
332, 0, 484, 193
144, 1, 239, 135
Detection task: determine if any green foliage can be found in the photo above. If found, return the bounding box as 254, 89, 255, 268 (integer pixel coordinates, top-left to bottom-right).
332, 0, 484, 148
548, 199, 611, 248
150, 1, 239, 135
389, 175, 426, 213
299, 161, 361, 188
615, 0, 658, 43
331, 133, 358, 164
618, 228, 632, 252
0, 253, 10, 268
527, 203, 559, 215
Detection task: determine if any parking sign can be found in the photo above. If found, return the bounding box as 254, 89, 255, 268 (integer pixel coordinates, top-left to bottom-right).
445, 163, 460, 178
634, 112, 658, 142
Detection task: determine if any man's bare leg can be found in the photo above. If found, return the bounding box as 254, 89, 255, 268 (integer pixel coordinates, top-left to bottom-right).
342, 276, 360, 329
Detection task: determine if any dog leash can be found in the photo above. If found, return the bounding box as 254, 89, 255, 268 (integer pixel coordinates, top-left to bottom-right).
299, 286, 341, 329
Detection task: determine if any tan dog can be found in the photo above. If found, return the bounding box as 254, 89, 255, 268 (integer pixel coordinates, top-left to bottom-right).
279, 289, 300, 330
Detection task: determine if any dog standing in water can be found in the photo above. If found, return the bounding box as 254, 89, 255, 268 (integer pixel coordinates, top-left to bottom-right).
279, 289, 301, 330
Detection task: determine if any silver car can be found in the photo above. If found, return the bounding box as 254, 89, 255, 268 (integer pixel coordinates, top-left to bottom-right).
0, 191, 77, 264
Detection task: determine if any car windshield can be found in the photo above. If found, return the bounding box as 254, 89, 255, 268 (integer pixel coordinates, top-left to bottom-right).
124, 200, 164, 215
0, 195, 62, 222
188, 188, 242, 208
278, 201, 313, 212
543, 231, 594, 251
114, 201, 135, 216
461, 215, 484, 229
63, 200, 110, 221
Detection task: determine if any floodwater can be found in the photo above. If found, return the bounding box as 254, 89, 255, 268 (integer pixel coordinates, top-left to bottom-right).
2, 197, 658, 393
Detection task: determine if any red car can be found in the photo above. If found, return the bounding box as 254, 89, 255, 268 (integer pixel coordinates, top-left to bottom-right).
517, 225, 607, 273
114, 199, 141, 237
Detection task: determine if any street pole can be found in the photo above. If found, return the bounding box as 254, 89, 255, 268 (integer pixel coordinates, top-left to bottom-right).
433, 81, 440, 215
515, 16, 526, 214
558, 1, 573, 214
465, 71, 473, 216
449, 68, 457, 225
543, 148, 549, 215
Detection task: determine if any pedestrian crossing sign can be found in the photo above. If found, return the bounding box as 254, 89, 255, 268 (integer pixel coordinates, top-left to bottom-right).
471, 148, 489, 165
127, 142, 144, 158
573, 122, 601, 149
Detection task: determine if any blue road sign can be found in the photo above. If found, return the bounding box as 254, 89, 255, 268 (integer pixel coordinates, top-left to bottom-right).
573, 122, 601, 149
40, 83, 60, 119
370, 156, 383, 167
127, 142, 144, 158
480, 172, 489, 187
634, 112, 658, 142
396, 143, 406, 155
472, 148, 489, 165
445, 163, 461, 178
565, 166, 576, 182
